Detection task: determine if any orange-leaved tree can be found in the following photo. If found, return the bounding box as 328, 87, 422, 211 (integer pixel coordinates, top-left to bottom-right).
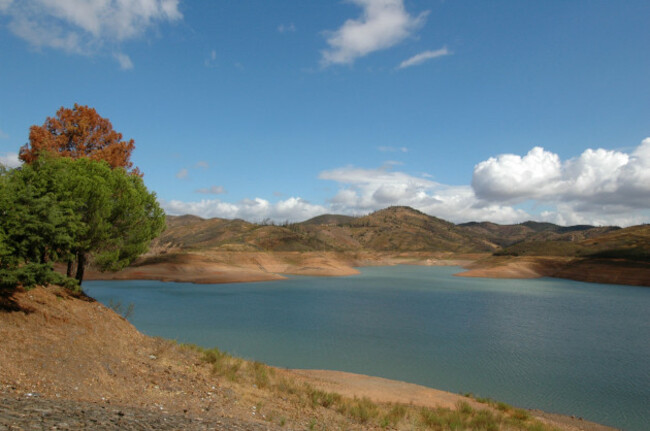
19, 103, 138, 173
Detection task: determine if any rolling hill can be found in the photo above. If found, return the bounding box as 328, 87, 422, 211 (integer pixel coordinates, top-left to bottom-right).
94, 206, 649, 287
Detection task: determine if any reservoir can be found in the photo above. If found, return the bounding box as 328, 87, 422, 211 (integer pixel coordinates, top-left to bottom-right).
85, 266, 650, 430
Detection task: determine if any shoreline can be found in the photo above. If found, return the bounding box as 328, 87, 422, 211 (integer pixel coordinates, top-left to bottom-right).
287, 369, 618, 431
82, 250, 650, 287
1, 286, 622, 430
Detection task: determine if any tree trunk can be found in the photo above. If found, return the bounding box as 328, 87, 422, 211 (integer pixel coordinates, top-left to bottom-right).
75, 252, 86, 284
66, 259, 75, 278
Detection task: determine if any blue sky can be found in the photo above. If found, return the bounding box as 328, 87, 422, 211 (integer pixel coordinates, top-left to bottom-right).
1, 0, 649, 226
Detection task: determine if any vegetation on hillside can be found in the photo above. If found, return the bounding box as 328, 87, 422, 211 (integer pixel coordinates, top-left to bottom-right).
494, 225, 650, 262
185, 343, 558, 431
156, 206, 497, 254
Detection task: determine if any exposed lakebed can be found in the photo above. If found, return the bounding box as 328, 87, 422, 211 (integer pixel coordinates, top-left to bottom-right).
85, 266, 650, 431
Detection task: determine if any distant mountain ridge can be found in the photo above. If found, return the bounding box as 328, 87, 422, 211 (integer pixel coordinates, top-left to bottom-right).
157, 206, 636, 259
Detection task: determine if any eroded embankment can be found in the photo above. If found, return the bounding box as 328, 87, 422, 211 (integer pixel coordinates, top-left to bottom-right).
84, 250, 650, 288
457, 255, 650, 287
83, 251, 474, 284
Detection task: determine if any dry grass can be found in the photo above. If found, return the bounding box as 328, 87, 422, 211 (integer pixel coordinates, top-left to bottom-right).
185, 344, 560, 430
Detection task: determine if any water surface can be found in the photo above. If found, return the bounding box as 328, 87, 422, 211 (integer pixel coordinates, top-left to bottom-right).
85, 266, 650, 430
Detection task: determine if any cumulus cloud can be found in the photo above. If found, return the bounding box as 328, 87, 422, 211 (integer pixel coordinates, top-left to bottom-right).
161, 197, 327, 223
161, 140, 650, 227
195, 185, 226, 195
471, 139, 650, 226
0, 152, 21, 168
319, 165, 527, 224
195, 160, 209, 169
472, 146, 563, 202
398, 47, 449, 69
321, 0, 428, 66
1, 0, 181, 66
473, 139, 650, 207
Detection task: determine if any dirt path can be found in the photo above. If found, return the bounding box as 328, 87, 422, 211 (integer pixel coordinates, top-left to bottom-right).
0, 394, 281, 431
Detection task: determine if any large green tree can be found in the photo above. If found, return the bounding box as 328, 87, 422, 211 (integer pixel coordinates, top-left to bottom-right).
0, 156, 164, 290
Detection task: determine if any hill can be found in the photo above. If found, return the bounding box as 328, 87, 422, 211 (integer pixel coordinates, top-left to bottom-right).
301, 213, 356, 226
87, 205, 650, 287
155, 206, 496, 254
458, 221, 619, 247
494, 224, 649, 261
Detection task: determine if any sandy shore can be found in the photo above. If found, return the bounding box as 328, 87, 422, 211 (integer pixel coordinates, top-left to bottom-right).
287, 370, 617, 431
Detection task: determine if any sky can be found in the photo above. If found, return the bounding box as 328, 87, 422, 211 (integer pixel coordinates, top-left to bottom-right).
1, 0, 649, 227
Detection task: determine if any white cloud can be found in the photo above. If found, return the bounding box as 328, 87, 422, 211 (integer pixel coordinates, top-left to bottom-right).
0, 0, 12, 12
0, 152, 21, 168
204, 50, 217, 68
472, 146, 563, 202
378, 145, 408, 152
195, 185, 226, 195
319, 165, 526, 224
1, 0, 181, 65
278, 23, 296, 33
0, 128, 8, 139
161, 140, 650, 227
470, 139, 650, 226
472, 140, 650, 207
175, 168, 188, 179
321, 0, 428, 66
195, 160, 209, 169
114, 52, 133, 70
398, 47, 449, 69
161, 197, 327, 223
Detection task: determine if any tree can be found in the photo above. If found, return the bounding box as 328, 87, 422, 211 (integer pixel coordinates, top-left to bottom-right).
0, 159, 82, 290
19, 103, 137, 173
0, 156, 165, 289
62, 157, 165, 283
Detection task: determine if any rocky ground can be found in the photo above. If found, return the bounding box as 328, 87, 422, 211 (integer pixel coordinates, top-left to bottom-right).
0, 393, 280, 430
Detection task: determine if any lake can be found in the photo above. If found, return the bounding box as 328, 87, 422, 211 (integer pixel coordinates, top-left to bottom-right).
85, 266, 650, 430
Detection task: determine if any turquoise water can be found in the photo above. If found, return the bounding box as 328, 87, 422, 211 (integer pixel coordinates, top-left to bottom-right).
85, 266, 650, 430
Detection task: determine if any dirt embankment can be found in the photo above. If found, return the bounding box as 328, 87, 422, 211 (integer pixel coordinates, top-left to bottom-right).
0, 286, 616, 431
83, 251, 473, 285
457, 256, 650, 287
83, 250, 650, 288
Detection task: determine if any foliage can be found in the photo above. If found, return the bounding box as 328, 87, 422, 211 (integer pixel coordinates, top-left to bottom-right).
0, 155, 164, 290
0, 159, 81, 289
19, 103, 137, 173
